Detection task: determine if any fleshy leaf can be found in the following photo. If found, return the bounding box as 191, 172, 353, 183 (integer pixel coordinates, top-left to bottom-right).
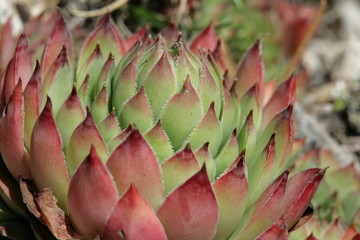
102, 185, 167, 240
112, 54, 138, 114
23, 61, 41, 151
0, 80, 31, 179
30, 97, 70, 210
108, 126, 133, 153
161, 144, 200, 195
136, 37, 165, 89
215, 130, 239, 177
289, 204, 314, 232
98, 112, 121, 145
282, 168, 325, 229
157, 166, 218, 240
199, 60, 222, 119
0, 18, 15, 73
78, 74, 90, 108
68, 147, 118, 239
67, 108, 108, 176
321, 219, 345, 240
127, 27, 148, 48
263, 75, 296, 126
76, 44, 105, 94
93, 53, 114, 100
90, 86, 108, 123
232, 171, 288, 240
257, 104, 294, 170
189, 102, 222, 157
144, 51, 177, 120
55, 87, 85, 150
190, 23, 218, 55
238, 83, 261, 132
78, 13, 126, 72
213, 40, 236, 78
160, 23, 181, 46
254, 218, 288, 240
175, 39, 200, 90
118, 87, 154, 134
213, 155, 248, 240
107, 130, 163, 210
341, 225, 359, 240
326, 163, 360, 200
144, 121, 174, 163
237, 111, 256, 162
2, 34, 32, 108
25, 9, 60, 58
305, 233, 320, 240
263, 79, 276, 106
160, 77, 203, 151
233, 40, 264, 99
194, 143, 216, 182
41, 14, 74, 78
42, 45, 73, 114
221, 80, 237, 144
247, 134, 277, 207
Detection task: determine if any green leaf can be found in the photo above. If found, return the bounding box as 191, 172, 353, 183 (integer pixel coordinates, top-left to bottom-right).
160, 78, 203, 151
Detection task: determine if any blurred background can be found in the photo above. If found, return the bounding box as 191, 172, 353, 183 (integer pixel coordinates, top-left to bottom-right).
1, 0, 360, 165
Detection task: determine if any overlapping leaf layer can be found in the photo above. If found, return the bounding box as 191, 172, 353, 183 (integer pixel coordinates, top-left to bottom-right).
0, 10, 326, 240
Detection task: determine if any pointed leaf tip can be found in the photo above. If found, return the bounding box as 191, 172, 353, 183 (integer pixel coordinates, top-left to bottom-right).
190, 23, 218, 55
30, 96, 69, 210
157, 165, 218, 240
214, 151, 248, 239
66, 106, 108, 176
103, 185, 167, 240
0, 79, 32, 180
235, 170, 288, 240
264, 75, 296, 125
161, 144, 200, 195
160, 75, 203, 151
107, 129, 163, 210
68, 147, 118, 239
282, 168, 325, 229
42, 13, 73, 77
234, 40, 264, 98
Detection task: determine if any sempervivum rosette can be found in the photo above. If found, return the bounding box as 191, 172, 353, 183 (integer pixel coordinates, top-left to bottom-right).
0, 11, 325, 240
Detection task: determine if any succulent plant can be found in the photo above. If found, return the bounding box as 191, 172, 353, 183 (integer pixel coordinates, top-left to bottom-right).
290, 148, 360, 239
290, 215, 360, 240
0, 10, 325, 240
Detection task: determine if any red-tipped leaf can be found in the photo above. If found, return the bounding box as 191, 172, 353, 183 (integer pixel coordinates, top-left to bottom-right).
157, 166, 218, 240
66, 108, 108, 176
282, 168, 325, 229
107, 130, 163, 210
68, 147, 118, 239
233, 40, 264, 99
0, 80, 31, 180
41, 14, 74, 78
102, 185, 167, 240
213, 155, 248, 240
30, 97, 70, 210
161, 144, 200, 195
190, 23, 218, 55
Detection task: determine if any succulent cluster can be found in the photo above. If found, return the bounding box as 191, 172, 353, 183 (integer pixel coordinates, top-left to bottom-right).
0, 9, 330, 240
290, 148, 360, 240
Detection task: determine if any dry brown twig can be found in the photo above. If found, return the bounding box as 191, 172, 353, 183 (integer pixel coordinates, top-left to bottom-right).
68, 0, 129, 18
